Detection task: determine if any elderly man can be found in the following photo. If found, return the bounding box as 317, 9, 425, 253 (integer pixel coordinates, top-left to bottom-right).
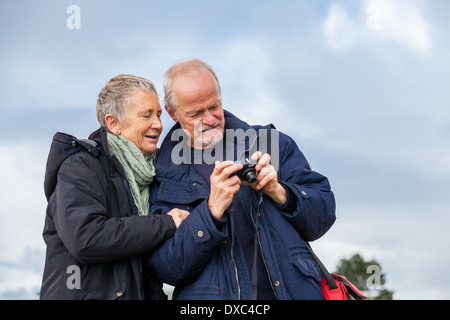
146, 59, 336, 300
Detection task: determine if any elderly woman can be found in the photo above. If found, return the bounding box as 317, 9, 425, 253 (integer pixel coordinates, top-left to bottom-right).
40, 74, 189, 300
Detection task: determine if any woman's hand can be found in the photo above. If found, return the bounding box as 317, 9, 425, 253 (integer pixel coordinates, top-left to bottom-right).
167, 208, 190, 228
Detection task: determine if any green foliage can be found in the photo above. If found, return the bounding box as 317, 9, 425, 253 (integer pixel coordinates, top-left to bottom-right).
334, 253, 394, 300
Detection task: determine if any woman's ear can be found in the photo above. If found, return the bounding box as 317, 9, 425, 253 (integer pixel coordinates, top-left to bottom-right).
104, 114, 121, 134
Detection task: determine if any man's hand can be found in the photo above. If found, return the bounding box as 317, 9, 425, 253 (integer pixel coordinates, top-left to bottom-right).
167, 208, 190, 228
208, 161, 243, 219
251, 151, 287, 204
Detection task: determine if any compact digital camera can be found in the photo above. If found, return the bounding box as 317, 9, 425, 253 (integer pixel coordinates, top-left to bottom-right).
230, 158, 258, 184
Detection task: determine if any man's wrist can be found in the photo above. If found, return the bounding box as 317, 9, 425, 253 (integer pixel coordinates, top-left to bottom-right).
208, 198, 225, 219
265, 183, 287, 204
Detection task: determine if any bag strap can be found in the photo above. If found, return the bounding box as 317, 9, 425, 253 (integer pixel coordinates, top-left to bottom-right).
305, 242, 338, 290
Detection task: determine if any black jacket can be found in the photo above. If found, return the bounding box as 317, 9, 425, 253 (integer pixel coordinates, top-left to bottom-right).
40, 126, 176, 300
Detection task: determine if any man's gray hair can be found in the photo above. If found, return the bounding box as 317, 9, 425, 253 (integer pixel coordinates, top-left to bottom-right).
163, 59, 221, 112
96, 74, 157, 126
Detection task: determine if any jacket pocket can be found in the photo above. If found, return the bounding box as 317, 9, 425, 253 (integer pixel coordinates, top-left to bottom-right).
289, 255, 322, 284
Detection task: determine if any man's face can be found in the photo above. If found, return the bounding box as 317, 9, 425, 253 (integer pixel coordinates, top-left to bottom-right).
166, 70, 225, 149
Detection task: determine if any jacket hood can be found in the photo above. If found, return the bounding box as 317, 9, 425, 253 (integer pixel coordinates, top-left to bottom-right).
44, 127, 106, 201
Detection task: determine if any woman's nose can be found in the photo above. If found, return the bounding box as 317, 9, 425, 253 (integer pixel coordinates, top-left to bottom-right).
152, 117, 163, 130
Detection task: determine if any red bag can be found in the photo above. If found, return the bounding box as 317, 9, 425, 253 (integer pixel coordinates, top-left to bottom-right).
306, 243, 367, 300
321, 273, 367, 300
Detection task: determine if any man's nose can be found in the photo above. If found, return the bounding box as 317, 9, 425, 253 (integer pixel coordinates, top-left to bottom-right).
203, 111, 216, 126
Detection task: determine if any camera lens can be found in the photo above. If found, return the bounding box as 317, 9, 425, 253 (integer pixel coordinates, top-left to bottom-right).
242, 168, 258, 184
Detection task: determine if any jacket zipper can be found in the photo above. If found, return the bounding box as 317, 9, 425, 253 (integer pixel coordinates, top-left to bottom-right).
229, 238, 241, 300
250, 201, 279, 300
228, 206, 241, 300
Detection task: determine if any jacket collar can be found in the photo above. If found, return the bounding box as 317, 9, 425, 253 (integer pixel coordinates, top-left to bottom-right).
88, 126, 114, 158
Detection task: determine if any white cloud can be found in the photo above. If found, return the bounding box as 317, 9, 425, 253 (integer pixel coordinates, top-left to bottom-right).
322, 0, 433, 54
323, 3, 360, 51
0, 247, 44, 299
368, 0, 433, 54
212, 35, 278, 122
312, 2, 448, 181
0, 141, 49, 262
0, 140, 47, 294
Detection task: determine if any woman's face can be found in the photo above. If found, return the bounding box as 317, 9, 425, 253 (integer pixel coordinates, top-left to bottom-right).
118, 90, 163, 157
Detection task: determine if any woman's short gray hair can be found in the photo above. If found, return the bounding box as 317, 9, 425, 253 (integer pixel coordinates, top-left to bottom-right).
163, 59, 221, 112
96, 74, 157, 126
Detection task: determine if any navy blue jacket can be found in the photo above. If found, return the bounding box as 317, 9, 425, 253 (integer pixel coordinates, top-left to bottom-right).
146, 111, 336, 299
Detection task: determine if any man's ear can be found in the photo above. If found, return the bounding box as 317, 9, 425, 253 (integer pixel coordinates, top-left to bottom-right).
104, 114, 121, 134
165, 105, 179, 122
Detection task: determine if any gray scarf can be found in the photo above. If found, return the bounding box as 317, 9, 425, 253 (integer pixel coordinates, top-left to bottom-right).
107, 132, 156, 216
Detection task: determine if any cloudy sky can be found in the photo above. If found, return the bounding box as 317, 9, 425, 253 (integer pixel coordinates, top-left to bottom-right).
1, 0, 449, 299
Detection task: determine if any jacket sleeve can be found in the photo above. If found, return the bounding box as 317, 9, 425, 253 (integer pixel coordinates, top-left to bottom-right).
52, 152, 176, 265
275, 132, 336, 241
146, 183, 228, 286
